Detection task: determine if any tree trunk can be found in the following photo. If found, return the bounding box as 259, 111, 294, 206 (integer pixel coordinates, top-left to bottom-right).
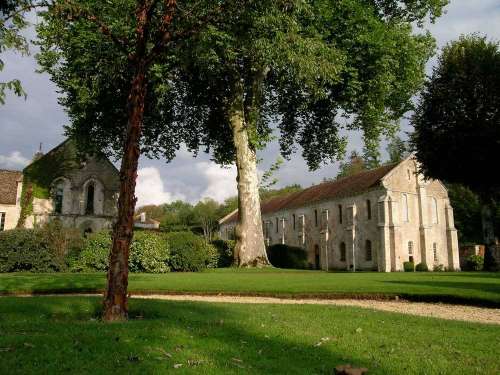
229, 84, 269, 267
103, 62, 147, 321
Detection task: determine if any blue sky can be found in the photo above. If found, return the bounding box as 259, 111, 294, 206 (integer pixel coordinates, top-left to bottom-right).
1, 0, 499, 207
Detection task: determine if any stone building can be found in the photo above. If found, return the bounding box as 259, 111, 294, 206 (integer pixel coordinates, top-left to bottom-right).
219, 157, 460, 272
0, 140, 119, 234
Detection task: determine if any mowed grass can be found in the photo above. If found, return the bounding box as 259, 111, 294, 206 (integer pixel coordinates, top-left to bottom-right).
0, 296, 499, 374
1, 269, 499, 306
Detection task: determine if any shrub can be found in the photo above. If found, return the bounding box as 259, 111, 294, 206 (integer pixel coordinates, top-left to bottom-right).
210, 239, 235, 267
129, 231, 170, 273
403, 261, 415, 272
466, 254, 484, 271
267, 244, 308, 269
433, 264, 444, 272
72, 231, 170, 273
0, 228, 62, 272
166, 231, 217, 272
415, 263, 428, 272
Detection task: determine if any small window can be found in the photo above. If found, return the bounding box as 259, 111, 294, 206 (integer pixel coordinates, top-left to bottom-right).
85, 182, 95, 215
402, 194, 409, 222
408, 241, 413, 255
338, 204, 343, 224
407, 169, 411, 181
276, 217, 279, 233
366, 200, 372, 220
0, 212, 5, 231
433, 243, 438, 262
54, 184, 64, 214
340, 242, 346, 261
293, 214, 296, 230
365, 240, 372, 261
314, 209, 318, 227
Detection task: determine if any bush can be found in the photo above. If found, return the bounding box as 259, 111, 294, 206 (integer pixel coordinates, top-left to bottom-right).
466, 254, 484, 271
403, 261, 415, 272
0, 229, 62, 272
72, 231, 170, 273
210, 239, 235, 267
267, 244, 308, 269
433, 264, 444, 272
415, 263, 428, 272
166, 232, 218, 272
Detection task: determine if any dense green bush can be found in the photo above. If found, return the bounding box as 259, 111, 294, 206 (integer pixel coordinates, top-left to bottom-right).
415, 263, 428, 272
403, 261, 415, 272
433, 264, 444, 272
267, 244, 308, 269
166, 231, 218, 272
466, 254, 484, 271
0, 229, 61, 272
71, 231, 170, 273
210, 239, 235, 267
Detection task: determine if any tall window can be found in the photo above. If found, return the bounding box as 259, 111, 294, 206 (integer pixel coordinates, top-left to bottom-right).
338, 204, 343, 224
298, 215, 305, 245
402, 194, 409, 222
408, 241, 413, 255
321, 210, 329, 231
85, 183, 95, 215
276, 217, 279, 233
433, 243, 438, 262
0, 212, 5, 231
314, 209, 318, 227
53, 184, 64, 214
431, 197, 438, 224
365, 240, 372, 261
366, 200, 372, 220
340, 242, 346, 261
293, 214, 296, 230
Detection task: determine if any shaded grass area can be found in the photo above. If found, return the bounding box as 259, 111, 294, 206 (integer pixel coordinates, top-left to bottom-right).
0, 296, 499, 374
0, 269, 499, 306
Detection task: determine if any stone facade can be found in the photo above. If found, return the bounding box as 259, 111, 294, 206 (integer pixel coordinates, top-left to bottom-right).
219, 157, 460, 272
0, 170, 23, 231
0, 140, 119, 234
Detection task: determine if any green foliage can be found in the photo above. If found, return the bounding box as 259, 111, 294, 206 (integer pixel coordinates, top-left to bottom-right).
267, 244, 309, 269
412, 34, 500, 197
210, 239, 235, 268
415, 263, 429, 272
447, 184, 483, 245
386, 135, 410, 164
403, 261, 415, 272
0, 228, 63, 272
72, 231, 170, 273
166, 232, 218, 272
433, 264, 444, 272
336, 151, 367, 180
466, 255, 484, 271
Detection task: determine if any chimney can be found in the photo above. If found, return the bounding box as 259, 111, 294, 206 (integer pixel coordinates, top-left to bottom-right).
140, 212, 146, 222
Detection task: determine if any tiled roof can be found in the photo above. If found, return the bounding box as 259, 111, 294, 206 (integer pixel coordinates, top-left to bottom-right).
220, 163, 398, 224
0, 169, 23, 205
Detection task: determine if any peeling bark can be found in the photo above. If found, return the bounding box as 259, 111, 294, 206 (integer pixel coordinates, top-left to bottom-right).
229, 83, 269, 267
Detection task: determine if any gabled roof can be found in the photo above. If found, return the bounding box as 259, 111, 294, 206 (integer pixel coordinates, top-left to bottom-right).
0, 169, 23, 205
220, 162, 398, 225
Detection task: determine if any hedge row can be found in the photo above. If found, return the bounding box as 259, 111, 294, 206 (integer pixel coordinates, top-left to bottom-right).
0, 226, 235, 273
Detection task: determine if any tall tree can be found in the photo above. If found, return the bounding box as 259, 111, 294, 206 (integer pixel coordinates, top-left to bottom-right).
386, 135, 410, 164
336, 151, 367, 180
175, 0, 442, 266
37, 0, 222, 320
193, 198, 219, 242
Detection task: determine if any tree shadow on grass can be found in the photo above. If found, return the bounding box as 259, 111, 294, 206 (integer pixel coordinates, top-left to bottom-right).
0, 296, 388, 374
0, 273, 105, 294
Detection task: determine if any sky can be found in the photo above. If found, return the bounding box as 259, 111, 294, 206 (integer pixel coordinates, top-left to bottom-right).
1, 0, 500, 207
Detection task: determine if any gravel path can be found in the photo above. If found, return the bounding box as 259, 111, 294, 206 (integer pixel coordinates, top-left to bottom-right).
135, 294, 500, 325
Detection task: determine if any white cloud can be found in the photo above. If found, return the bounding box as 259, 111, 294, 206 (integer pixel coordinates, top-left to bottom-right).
136, 167, 186, 207
0, 151, 30, 169
197, 162, 237, 203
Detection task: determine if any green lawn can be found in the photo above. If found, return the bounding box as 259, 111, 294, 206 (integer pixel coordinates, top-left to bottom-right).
1, 269, 500, 306
0, 296, 499, 374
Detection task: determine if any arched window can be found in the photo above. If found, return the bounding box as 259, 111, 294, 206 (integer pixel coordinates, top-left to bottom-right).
85, 182, 95, 215
366, 200, 372, 220
340, 242, 346, 261
431, 197, 438, 224
365, 240, 372, 261
54, 184, 64, 214
402, 194, 409, 222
